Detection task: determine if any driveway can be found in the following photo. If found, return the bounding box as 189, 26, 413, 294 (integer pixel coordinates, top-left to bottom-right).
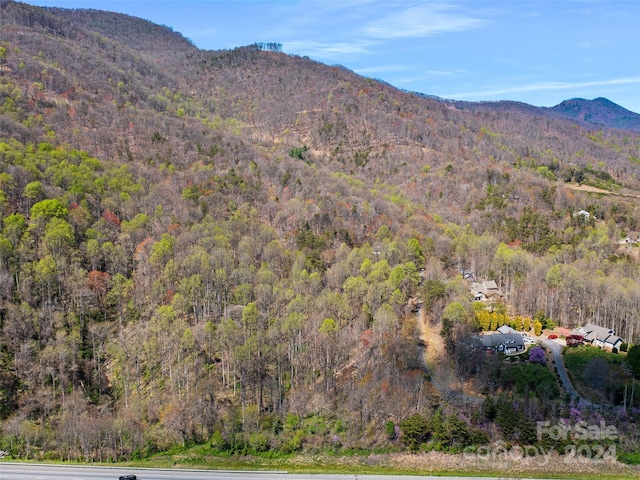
538, 337, 592, 408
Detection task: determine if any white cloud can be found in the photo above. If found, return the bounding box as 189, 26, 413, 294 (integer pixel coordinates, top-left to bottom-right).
445, 77, 640, 99
424, 69, 465, 77
285, 40, 374, 58
362, 3, 485, 39
355, 65, 410, 75
393, 69, 467, 85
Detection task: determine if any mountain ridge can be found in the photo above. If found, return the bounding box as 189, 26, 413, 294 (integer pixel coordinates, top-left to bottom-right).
1, 0, 640, 466
8, 0, 637, 126
4, 0, 638, 127
547, 97, 640, 131
441, 96, 640, 131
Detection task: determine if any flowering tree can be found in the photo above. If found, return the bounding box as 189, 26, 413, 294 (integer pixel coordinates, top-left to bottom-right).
529, 346, 546, 366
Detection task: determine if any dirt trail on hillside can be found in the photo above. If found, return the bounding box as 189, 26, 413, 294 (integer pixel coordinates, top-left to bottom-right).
418, 309, 484, 404
565, 183, 640, 199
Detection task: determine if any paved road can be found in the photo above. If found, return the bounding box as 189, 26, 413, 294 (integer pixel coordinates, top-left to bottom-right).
537, 337, 592, 408
0, 463, 559, 480
419, 323, 591, 409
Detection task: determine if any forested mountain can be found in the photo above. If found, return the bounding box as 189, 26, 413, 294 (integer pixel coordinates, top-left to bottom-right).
1, 0, 640, 466
548, 97, 640, 131
446, 97, 640, 132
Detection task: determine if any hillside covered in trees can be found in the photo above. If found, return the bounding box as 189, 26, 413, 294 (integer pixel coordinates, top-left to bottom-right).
1, 0, 640, 468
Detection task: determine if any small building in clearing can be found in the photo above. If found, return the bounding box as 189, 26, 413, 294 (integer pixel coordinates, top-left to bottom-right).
471, 280, 504, 302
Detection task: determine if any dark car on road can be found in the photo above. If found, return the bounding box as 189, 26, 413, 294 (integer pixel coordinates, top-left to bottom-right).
119, 475, 136, 480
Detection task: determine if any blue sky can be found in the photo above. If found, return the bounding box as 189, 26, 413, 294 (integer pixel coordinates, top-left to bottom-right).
26, 1, 640, 113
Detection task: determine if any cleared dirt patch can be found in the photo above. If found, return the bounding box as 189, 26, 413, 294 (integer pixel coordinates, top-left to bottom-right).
565, 183, 640, 199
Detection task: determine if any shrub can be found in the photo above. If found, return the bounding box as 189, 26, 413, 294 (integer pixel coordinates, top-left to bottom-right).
249, 433, 270, 453
566, 335, 585, 347
468, 428, 489, 447
288, 145, 308, 160
399, 414, 430, 451
281, 431, 304, 453
533, 319, 543, 336
502, 363, 559, 399
284, 413, 300, 431
618, 450, 640, 464
210, 430, 227, 451
533, 310, 556, 330
385, 420, 396, 440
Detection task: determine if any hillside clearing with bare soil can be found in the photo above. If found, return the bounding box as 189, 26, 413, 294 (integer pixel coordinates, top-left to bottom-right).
566, 183, 640, 199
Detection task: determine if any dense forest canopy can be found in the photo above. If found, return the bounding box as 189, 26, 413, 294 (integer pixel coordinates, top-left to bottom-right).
0, 0, 640, 465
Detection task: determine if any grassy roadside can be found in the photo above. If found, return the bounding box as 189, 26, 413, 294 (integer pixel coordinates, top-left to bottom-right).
4, 439, 639, 478
94, 446, 640, 479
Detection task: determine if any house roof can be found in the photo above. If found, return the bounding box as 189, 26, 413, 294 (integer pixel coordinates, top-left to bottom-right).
478, 333, 524, 349
483, 280, 499, 291
604, 335, 622, 346
583, 331, 598, 342
471, 280, 504, 299
497, 325, 518, 334
570, 323, 623, 345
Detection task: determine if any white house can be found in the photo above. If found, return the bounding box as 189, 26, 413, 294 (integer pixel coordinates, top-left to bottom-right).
570, 323, 624, 351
